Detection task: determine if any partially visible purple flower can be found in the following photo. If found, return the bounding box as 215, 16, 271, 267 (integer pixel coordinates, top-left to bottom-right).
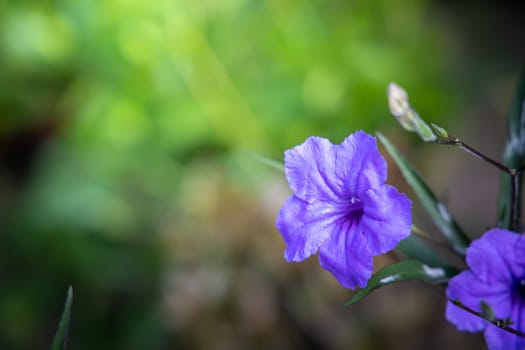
275, 130, 412, 289
446, 228, 525, 350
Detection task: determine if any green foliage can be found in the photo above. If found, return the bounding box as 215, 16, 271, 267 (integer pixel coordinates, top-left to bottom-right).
347, 260, 459, 305
498, 69, 525, 230
479, 300, 496, 323
396, 231, 452, 268
50, 286, 73, 350
248, 152, 285, 173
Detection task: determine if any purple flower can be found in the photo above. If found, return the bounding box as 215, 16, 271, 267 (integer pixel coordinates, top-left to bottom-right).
275, 130, 412, 289
446, 228, 525, 350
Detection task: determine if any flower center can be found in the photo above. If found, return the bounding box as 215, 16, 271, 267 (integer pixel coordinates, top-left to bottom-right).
517, 279, 525, 297
343, 196, 364, 222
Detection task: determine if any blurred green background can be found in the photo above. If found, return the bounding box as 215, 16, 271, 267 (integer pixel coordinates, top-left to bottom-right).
0, 0, 523, 349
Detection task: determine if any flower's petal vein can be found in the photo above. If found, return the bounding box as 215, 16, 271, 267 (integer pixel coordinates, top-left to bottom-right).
284, 137, 343, 202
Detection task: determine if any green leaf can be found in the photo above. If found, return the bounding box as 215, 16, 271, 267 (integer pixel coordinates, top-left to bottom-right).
498, 69, 525, 230
346, 260, 459, 305
396, 231, 451, 267
247, 151, 284, 172
50, 286, 73, 350
480, 300, 496, 322
377, 132, 470, 255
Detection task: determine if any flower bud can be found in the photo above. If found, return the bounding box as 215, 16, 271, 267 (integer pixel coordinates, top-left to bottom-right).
387, 82, 437, 142
430, 123, 449, 139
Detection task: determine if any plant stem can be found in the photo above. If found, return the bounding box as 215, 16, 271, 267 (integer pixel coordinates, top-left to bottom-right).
449, 298, 525, 338
437, 136, 523, 231
512, 173, 520, 230
436, 137, 513, 175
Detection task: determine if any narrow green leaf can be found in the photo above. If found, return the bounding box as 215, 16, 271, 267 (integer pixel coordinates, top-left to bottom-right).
396, 232, 451, 268
346, 260, 459, 305
498, 69, 525, 230
50, 286, 73, 350
377, 132, 470, 255
247, 151, 284, 172
480, 300, 497, 322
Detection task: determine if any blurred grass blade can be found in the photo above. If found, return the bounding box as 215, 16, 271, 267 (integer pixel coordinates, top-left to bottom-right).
498, 69, 525, 230
377, 132, 470, 255
346, 260, 459, 305
396, 231, 451, 267
247, 151, 284, 172
50, 286, 73, 350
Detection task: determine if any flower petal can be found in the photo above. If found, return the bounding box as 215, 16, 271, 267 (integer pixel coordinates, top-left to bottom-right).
486, 285, 525, 350
466, 229, 525, 284
318, 220, 373, 289
337, 130, 387, 197
276, 195, 336, 261
360, 185, 412, 255
484, 323, 525, 350
446, 270, 510, 332
277, 130, 412, 290
284, 136, 343, 202
514, 234, 525, 272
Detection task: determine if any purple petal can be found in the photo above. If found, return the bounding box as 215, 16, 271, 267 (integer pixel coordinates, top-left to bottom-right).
284, 136, 343, 202
277, 130, 412, 290
360, 185, 412, 255
446, 270, 510, 332
486, 285, 525, 350
318, 220, 373, 289
337, 130, 387, 197
466, 229, 525, 284
484, 323, 525, 350
514, 234, 525, 272
276, 195, 337, 261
